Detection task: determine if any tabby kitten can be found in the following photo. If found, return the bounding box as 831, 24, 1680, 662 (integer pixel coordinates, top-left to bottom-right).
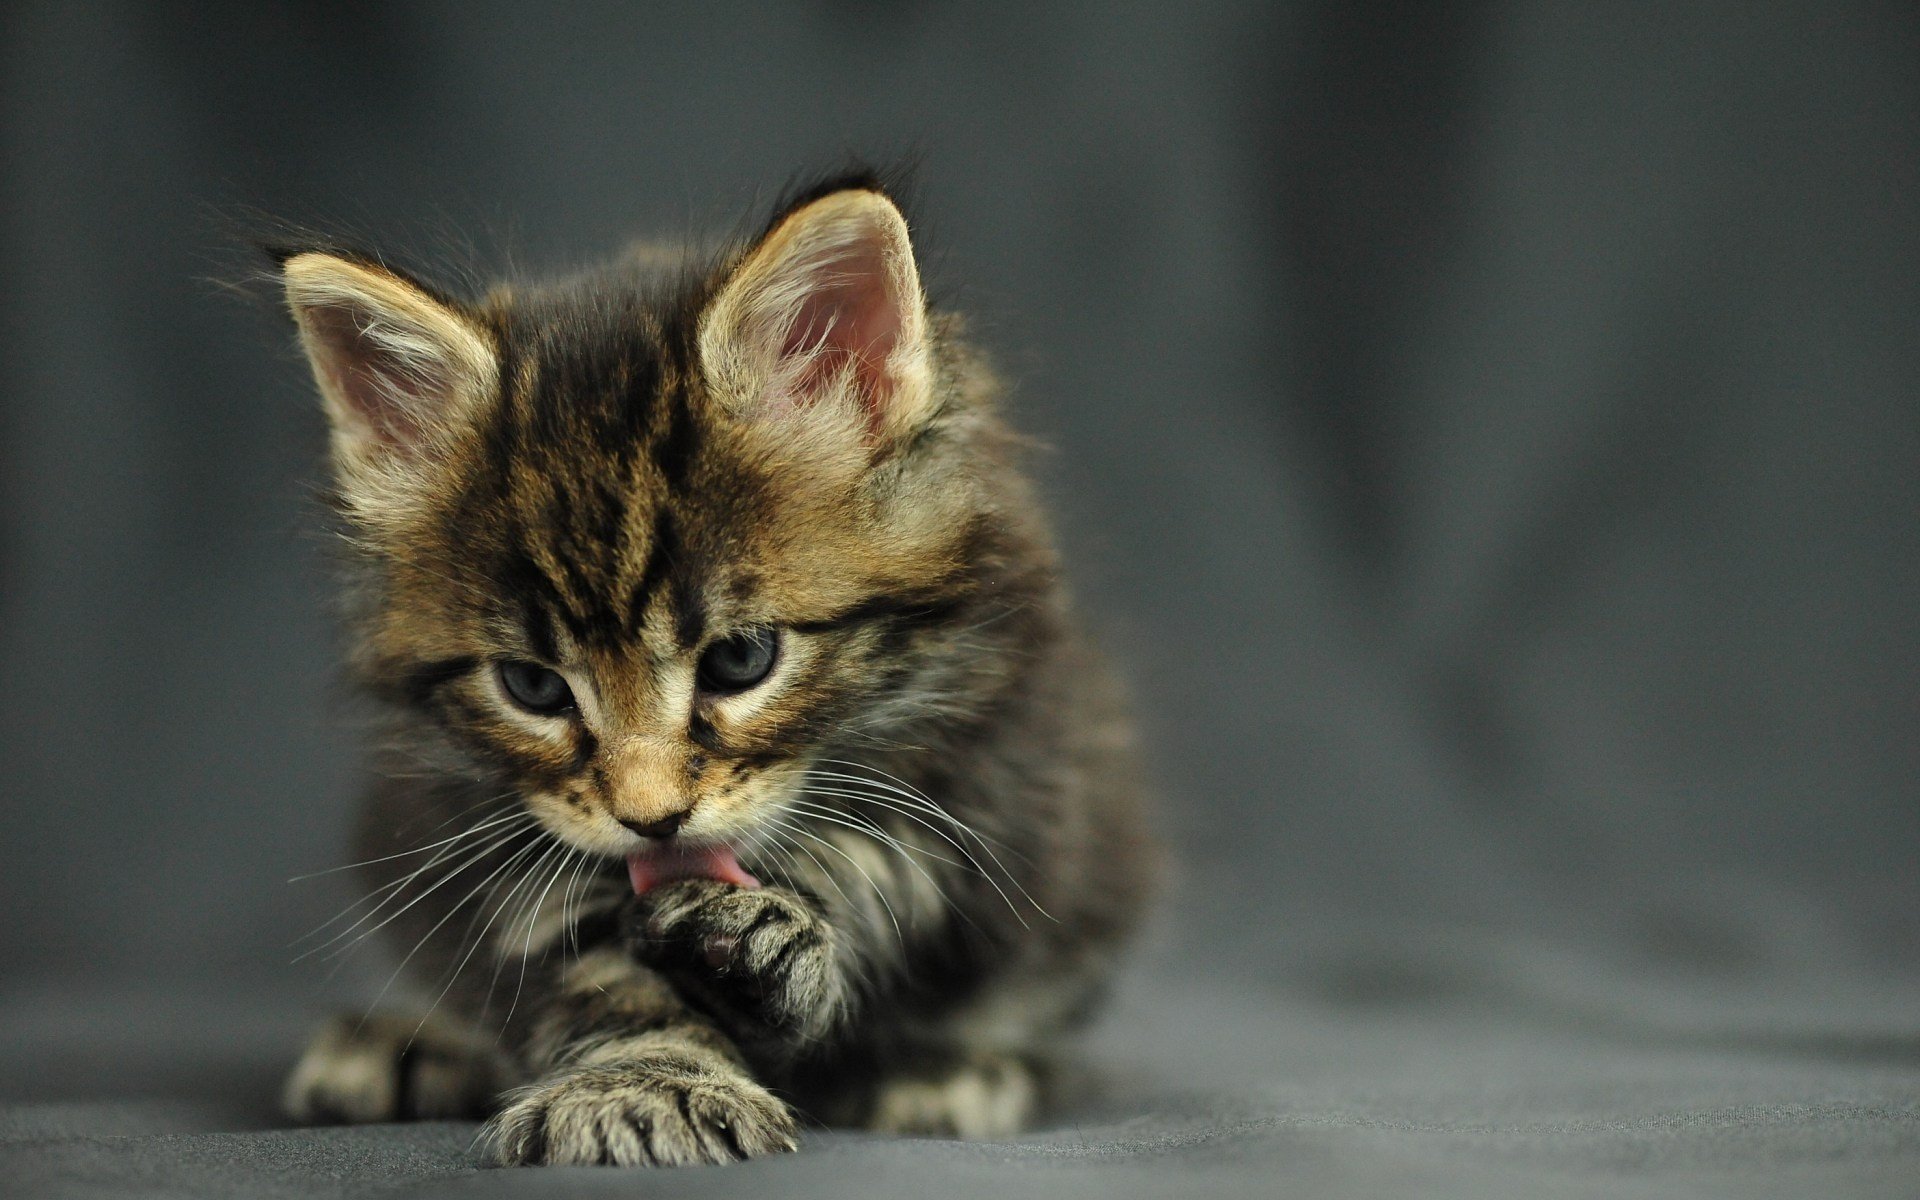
277, 175, 1157, 1167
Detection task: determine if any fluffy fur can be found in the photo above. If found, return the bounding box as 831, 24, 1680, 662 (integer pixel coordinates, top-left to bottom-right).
278, 176, 1158, 1167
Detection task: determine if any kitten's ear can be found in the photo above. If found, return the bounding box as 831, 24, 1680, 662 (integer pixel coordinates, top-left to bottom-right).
699, 189, 933, 446
280, 251, 497, 499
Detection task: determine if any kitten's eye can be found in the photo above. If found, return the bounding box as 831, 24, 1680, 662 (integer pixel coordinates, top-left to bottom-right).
497, 661, 575, 715
697, 627, 780, 694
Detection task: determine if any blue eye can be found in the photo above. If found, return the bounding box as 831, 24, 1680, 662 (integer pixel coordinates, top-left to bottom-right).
697, 628, 780, 694
497, 661, 575, 715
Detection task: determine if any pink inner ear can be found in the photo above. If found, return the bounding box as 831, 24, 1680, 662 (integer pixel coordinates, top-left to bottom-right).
306, 302, 442, 453
778, 232, 906, 425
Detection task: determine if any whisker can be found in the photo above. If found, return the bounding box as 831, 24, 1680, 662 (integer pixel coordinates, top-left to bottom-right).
813, 761, 1053, 921
764, 820, 878, 944
502, 845, 578, 1029
785, 797, 995, 939
392, 788, 524, 841
404, 835, 550, 1046
791, 789, 974, 866
779, 821, 906, 949
560, 849, 601, 963
296, 816, 539, 962
288, 805, 528, 883
786, 797, 979, 931
291, 806, 537, 948
798, 783, 1015, 893
785, 797, 968, 869
353, 827, 548, 1035
479, 838, 569, 1027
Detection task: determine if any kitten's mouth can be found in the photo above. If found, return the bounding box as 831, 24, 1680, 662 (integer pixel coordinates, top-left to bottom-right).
624, 841, 760, 897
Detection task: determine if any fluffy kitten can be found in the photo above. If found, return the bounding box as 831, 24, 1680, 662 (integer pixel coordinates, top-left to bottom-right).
277, 175, 1157, 1167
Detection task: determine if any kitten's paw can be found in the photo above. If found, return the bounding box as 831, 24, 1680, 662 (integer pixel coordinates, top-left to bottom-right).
635, 880, 848, 1046
283, 1012, 503, 1124
867, 1051, 1043, 1140
486, 1055, 797, 1167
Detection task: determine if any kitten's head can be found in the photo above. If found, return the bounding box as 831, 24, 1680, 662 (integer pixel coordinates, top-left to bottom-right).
280, 184, 1042, 873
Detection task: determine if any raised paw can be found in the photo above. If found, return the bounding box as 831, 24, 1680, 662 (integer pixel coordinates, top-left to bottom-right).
487, 1054, 798, 1167
633, 880, 848, 1047
283, 1011, 504, 1124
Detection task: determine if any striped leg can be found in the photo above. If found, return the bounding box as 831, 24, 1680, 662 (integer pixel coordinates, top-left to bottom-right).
283, 1010, 507, 1124
865, 1049, 1046, 1139
632, 879, 850, 1060
484, 947, 797, 1167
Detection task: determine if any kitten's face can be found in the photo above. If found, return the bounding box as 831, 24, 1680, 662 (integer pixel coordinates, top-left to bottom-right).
285, 189, 985, 865
371, 366, 971, 861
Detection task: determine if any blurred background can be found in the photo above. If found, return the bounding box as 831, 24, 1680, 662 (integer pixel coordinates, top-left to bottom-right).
3, 0, 1916, 1126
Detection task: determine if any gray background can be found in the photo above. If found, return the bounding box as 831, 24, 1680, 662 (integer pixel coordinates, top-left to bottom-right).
3, 3, 1917, 1197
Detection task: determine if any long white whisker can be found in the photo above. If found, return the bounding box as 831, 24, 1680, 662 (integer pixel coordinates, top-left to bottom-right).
423, 828, 561, 1033
560, 849, 599, 963
791, 788, 975, 866
291, 813, 530, 948
353, 828, 547, 1034
404, 836, 550, 1046
390, 788, 526, 844
802, 785, 1041, 924
781, 821, 905, 949
813, 761, 1052, 921
788, 797, 998, 938
799, 784, 1021, 895
785, 797, 969, 870
765, 820, 876, 943
298, 817, 539, 963
809, 764, 1013, 850
487, 840, 565, 974
743, 823, 810, 896
292, 805, 535, 932
502, 846, 578, 1029
479, 838, 569, 1026
289, 806, 530, 883
786, 797, 981, 934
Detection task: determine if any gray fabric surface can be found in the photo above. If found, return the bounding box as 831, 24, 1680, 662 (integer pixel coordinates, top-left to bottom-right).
4, 2, 1917, 1196
7, 965, 1920, 1198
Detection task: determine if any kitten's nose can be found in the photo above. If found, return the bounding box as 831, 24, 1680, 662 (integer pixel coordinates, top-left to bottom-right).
619, 810, 688, 840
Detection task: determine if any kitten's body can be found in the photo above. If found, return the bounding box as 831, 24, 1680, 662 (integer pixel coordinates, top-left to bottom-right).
279, 178, 1156, 1165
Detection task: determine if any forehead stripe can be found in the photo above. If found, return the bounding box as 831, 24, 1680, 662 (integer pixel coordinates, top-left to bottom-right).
496, 544, 568, 661
649, 384, 700, 489
623, 509, 679, 638
671, 581, 705, 651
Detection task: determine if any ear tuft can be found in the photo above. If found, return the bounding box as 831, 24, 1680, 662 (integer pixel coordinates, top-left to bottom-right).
282, 253, 497, 509
700, 189, 933, 445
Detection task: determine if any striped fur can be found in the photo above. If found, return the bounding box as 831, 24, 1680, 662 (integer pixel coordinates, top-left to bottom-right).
278, 177, 1159, 1167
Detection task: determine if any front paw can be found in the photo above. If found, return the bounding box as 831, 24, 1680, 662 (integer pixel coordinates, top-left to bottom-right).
487, 1055, 797, 1167
634, 881, 848, 1046
284, 1012, 503, 1124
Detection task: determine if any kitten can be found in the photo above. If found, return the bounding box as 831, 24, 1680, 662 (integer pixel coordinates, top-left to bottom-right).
276, 174, 1158, 1167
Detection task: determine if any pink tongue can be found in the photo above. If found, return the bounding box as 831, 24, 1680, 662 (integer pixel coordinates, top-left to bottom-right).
625, 842, 760, 897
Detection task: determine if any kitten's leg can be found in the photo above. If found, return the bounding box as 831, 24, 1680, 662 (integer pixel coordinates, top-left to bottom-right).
630, 821, 965, 1061
485, 946, 797, 1167
630, 835, 1062, 1140
863, 1048, 1048, 1139
631, 879, 851, 1059
283, 1010, 508, 1123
